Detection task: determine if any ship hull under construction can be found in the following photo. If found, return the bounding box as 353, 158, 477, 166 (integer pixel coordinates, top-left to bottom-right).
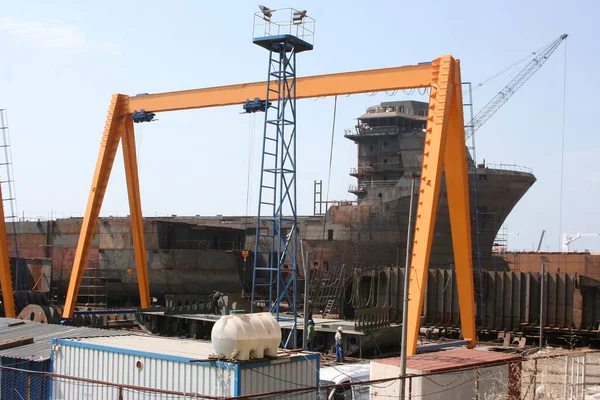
4, 218, 251, 307
1, 101, 536, 310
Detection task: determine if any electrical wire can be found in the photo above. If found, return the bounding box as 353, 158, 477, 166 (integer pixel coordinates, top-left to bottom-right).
326, 97, 337, 212
557, 38, 568, 250
245, 113, 257, 217
318, 96, 338, 246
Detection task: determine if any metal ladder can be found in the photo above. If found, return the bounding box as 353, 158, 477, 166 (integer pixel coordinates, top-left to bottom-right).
323, 299, 335, 317
0, 110, 21, 289
77, 257, 107, 308
311, 264, 348, 318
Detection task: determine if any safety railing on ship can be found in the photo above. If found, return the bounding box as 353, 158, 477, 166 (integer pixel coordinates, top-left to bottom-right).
476, 163, 534, 174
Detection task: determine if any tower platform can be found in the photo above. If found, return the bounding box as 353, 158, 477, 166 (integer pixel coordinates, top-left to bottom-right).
253, 34, 313, 53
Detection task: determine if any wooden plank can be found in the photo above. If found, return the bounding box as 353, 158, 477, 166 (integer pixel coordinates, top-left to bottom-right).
0, 336, 33, 350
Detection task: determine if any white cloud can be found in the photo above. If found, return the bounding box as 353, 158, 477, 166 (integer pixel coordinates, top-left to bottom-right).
0, 17, 87, 49
0, 16, 119, 54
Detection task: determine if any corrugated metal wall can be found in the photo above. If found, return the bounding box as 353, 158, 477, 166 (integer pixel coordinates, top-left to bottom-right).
0, 357, 51, 400
52, 341, 319, 399
52, 344, 235, 399
239, 354, 319, 398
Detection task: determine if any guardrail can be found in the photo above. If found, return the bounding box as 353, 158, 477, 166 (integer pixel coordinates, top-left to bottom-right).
478, 163, 534, 174
349, 181, 400, 192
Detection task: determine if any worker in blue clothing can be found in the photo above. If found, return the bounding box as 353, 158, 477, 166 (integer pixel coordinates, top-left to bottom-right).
335, 326, 344, 362
307, 319, 315, 351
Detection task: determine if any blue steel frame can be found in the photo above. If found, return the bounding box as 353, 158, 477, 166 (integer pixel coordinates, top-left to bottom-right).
251, 38, 301, 348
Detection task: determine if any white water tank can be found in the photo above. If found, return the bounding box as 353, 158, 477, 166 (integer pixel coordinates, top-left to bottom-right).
211, 312, 282, 360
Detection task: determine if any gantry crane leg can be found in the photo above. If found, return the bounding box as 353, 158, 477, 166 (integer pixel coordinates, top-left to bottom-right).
63, 94, 150, 319
121, 115, 150, 308
406, 56, 476, 355
443, 60, 476, 346
0, 182, 15, 318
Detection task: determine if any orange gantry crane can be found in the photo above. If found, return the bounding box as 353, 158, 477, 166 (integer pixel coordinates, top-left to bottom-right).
57, 55, 474, 355
0, 182, 15, 318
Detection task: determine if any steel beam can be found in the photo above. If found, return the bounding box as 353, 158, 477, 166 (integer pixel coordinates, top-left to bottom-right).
121, 116, 150, 308
63, 95, 127, 319
0, 182, 15, 318
127, 64, 432, 113
405, 56, 474, 355
443, 60, 476, 347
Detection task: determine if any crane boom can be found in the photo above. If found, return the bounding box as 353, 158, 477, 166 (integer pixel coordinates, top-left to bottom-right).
537, 229, 546, 252
562, 232, 600, 252
465, 34, 567, 140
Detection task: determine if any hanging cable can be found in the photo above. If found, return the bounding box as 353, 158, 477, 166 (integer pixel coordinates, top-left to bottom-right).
325, 96, 337, 203
319, 96, 338, 243
474, 37, 558, 90
558, 38, 568, 250
313, 96, 338, 309
245, 114, 257, 217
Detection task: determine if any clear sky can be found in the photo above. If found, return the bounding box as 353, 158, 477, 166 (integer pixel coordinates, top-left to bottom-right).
0, 0, 597, 252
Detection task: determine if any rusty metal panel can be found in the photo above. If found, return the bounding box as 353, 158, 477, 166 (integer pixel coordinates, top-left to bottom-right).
502, 271, 512, 330
451, 270, 459, 326
13, 233, 46, 248
98, 232, 133, 249
511, 271, 521, 330
52, 233, 83, 248
495, 271, 504, 329
441, 270, 450, 325
353, 267, 600, 334
531, 273, 541, 325
25, 259, 52, 292
484, 271, 495, 329
567, 274, 574, 327
330, 204, 370, 224
52, 248, 100, 272
7, 221, 47, 235
522, 273, 530, 326
17, 248, 46, 259
503, 252, 600, 281
549, 272, 557, 327
557, 274, 566, 327
53, 219, 92, 235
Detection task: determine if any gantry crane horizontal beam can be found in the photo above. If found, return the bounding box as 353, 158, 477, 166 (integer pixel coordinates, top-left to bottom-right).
127, 64, 432, 113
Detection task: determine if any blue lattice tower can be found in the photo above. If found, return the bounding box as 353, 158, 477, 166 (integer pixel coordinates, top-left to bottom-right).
250, 7, 314, 348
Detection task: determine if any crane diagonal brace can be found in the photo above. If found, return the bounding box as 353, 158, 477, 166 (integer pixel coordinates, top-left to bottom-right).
63, 55, 476, 358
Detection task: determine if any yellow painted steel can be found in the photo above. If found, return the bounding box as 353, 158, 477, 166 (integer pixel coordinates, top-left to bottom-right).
443, 60, 476, 347
405, 56, 454, 355
64, 57, 475, 343
121, 116, 150, 309
405, 56, 476, 355
127, 65, 432, 113
0, 182, 15, 318
63, 95, 129, 318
